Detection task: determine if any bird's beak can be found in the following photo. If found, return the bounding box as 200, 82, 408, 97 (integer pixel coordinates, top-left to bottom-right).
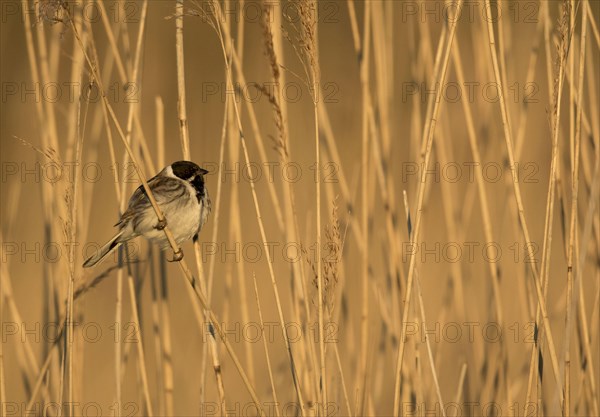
199, 168, 209, 175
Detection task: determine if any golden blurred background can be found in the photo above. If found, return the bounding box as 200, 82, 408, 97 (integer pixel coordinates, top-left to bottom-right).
1, 0, 599, 416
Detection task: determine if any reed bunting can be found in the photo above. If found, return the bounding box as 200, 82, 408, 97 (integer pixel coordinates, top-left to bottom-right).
83, 160, 211, 268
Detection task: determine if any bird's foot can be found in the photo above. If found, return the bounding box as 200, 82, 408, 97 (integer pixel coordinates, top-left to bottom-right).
155, 218, 167, 230
168, 249, 184, 262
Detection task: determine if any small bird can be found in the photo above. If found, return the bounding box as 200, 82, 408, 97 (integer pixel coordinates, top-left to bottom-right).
83, 160, 211, 268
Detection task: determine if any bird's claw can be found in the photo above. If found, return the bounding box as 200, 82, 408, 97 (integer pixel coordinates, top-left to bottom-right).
155, 218, 167, 230
168, 249, 184, 262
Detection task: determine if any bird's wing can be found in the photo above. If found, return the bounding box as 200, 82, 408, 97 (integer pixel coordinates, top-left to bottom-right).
116, 176, 187, 228
195, 190, 211, 239
200, 191, 211, 230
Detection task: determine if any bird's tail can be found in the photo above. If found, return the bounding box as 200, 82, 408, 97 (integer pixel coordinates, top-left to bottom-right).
83, 231, 124, 268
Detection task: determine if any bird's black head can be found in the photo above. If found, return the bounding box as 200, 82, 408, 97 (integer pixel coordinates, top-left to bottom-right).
171, 160, 209, 180
171, 160, 208, 201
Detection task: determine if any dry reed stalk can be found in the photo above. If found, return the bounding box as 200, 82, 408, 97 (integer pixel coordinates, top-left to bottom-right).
584, 45, 600, 220
149, 251, 165, 416
315, 2, 367, 255
402, 191, 446, 417
576, 28, 600, 414
363, 1, 403, 345
564, 2, 588, 413
324, 259, 352, 405
177, 255, 224, 404
520, 1, 573, 412
78, 12, 125, 415
25, 325, 63, 410
569, 1, 576, 172
392, 2, 463, 415
34, 2, 59, 155
434, 123, 468, 317
195, 224, 227, 409
486, 0, 570, 409
95, 1, 127, 85
204, 3, 306, 409
57, 331, 67, 414
236, 0, 245, 62
454, 363, 468, 405
524, 1, 563, 408
406, 16, 422, 166
78, 23, 120, 237
449, 53, 496, 403
319, 188, 352, 415
304, 197, 346, 410
190, 115, 228, 410
291, 0, 328, 410
204, 6, 234, 398
115, 249, 124, 413
561, 20, 600, 210
0, 237, 5, 416
94, 1, 155, 175
450, 36, 511, 402
405, 19, 427, 406
496, 0, 514, 153
432, 124, 479, 395
20, 5, 65, 400
357, 2, 371, 413
364, 352, 377, 415
414, 272, 446, 417
346, 0, 360, 56
153, 109, 167, 415
404, 21, 422, 411
59, 35, 88, 412
199, 78, 229, 405
317, 104, 365, 249
221, 153, 256, 385
574, 161, 600, 415
126, 274, 153, 415
412, 313, 424, 415
156, 97, 165, 168
587, 6, 600, 48
226, 2, 255, 388
261, 3, 320, 401
370, 1, 392, 161
331, 334, 352, 417
514, 16, 545, 158
0, 274, 4, 417
572, 152, 600, 411
21, 0, 50, 154
158, 256, 175, 416
65, 9, 85, 162
176, 0, 190, 158
196, 91, 230, 409
251, 272, 280, 417
414, 10, 465, 325
100, 64, 122, 197
316, 20, 363, 229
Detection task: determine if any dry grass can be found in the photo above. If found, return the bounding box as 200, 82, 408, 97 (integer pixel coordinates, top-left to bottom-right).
1, 1, 599, 416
